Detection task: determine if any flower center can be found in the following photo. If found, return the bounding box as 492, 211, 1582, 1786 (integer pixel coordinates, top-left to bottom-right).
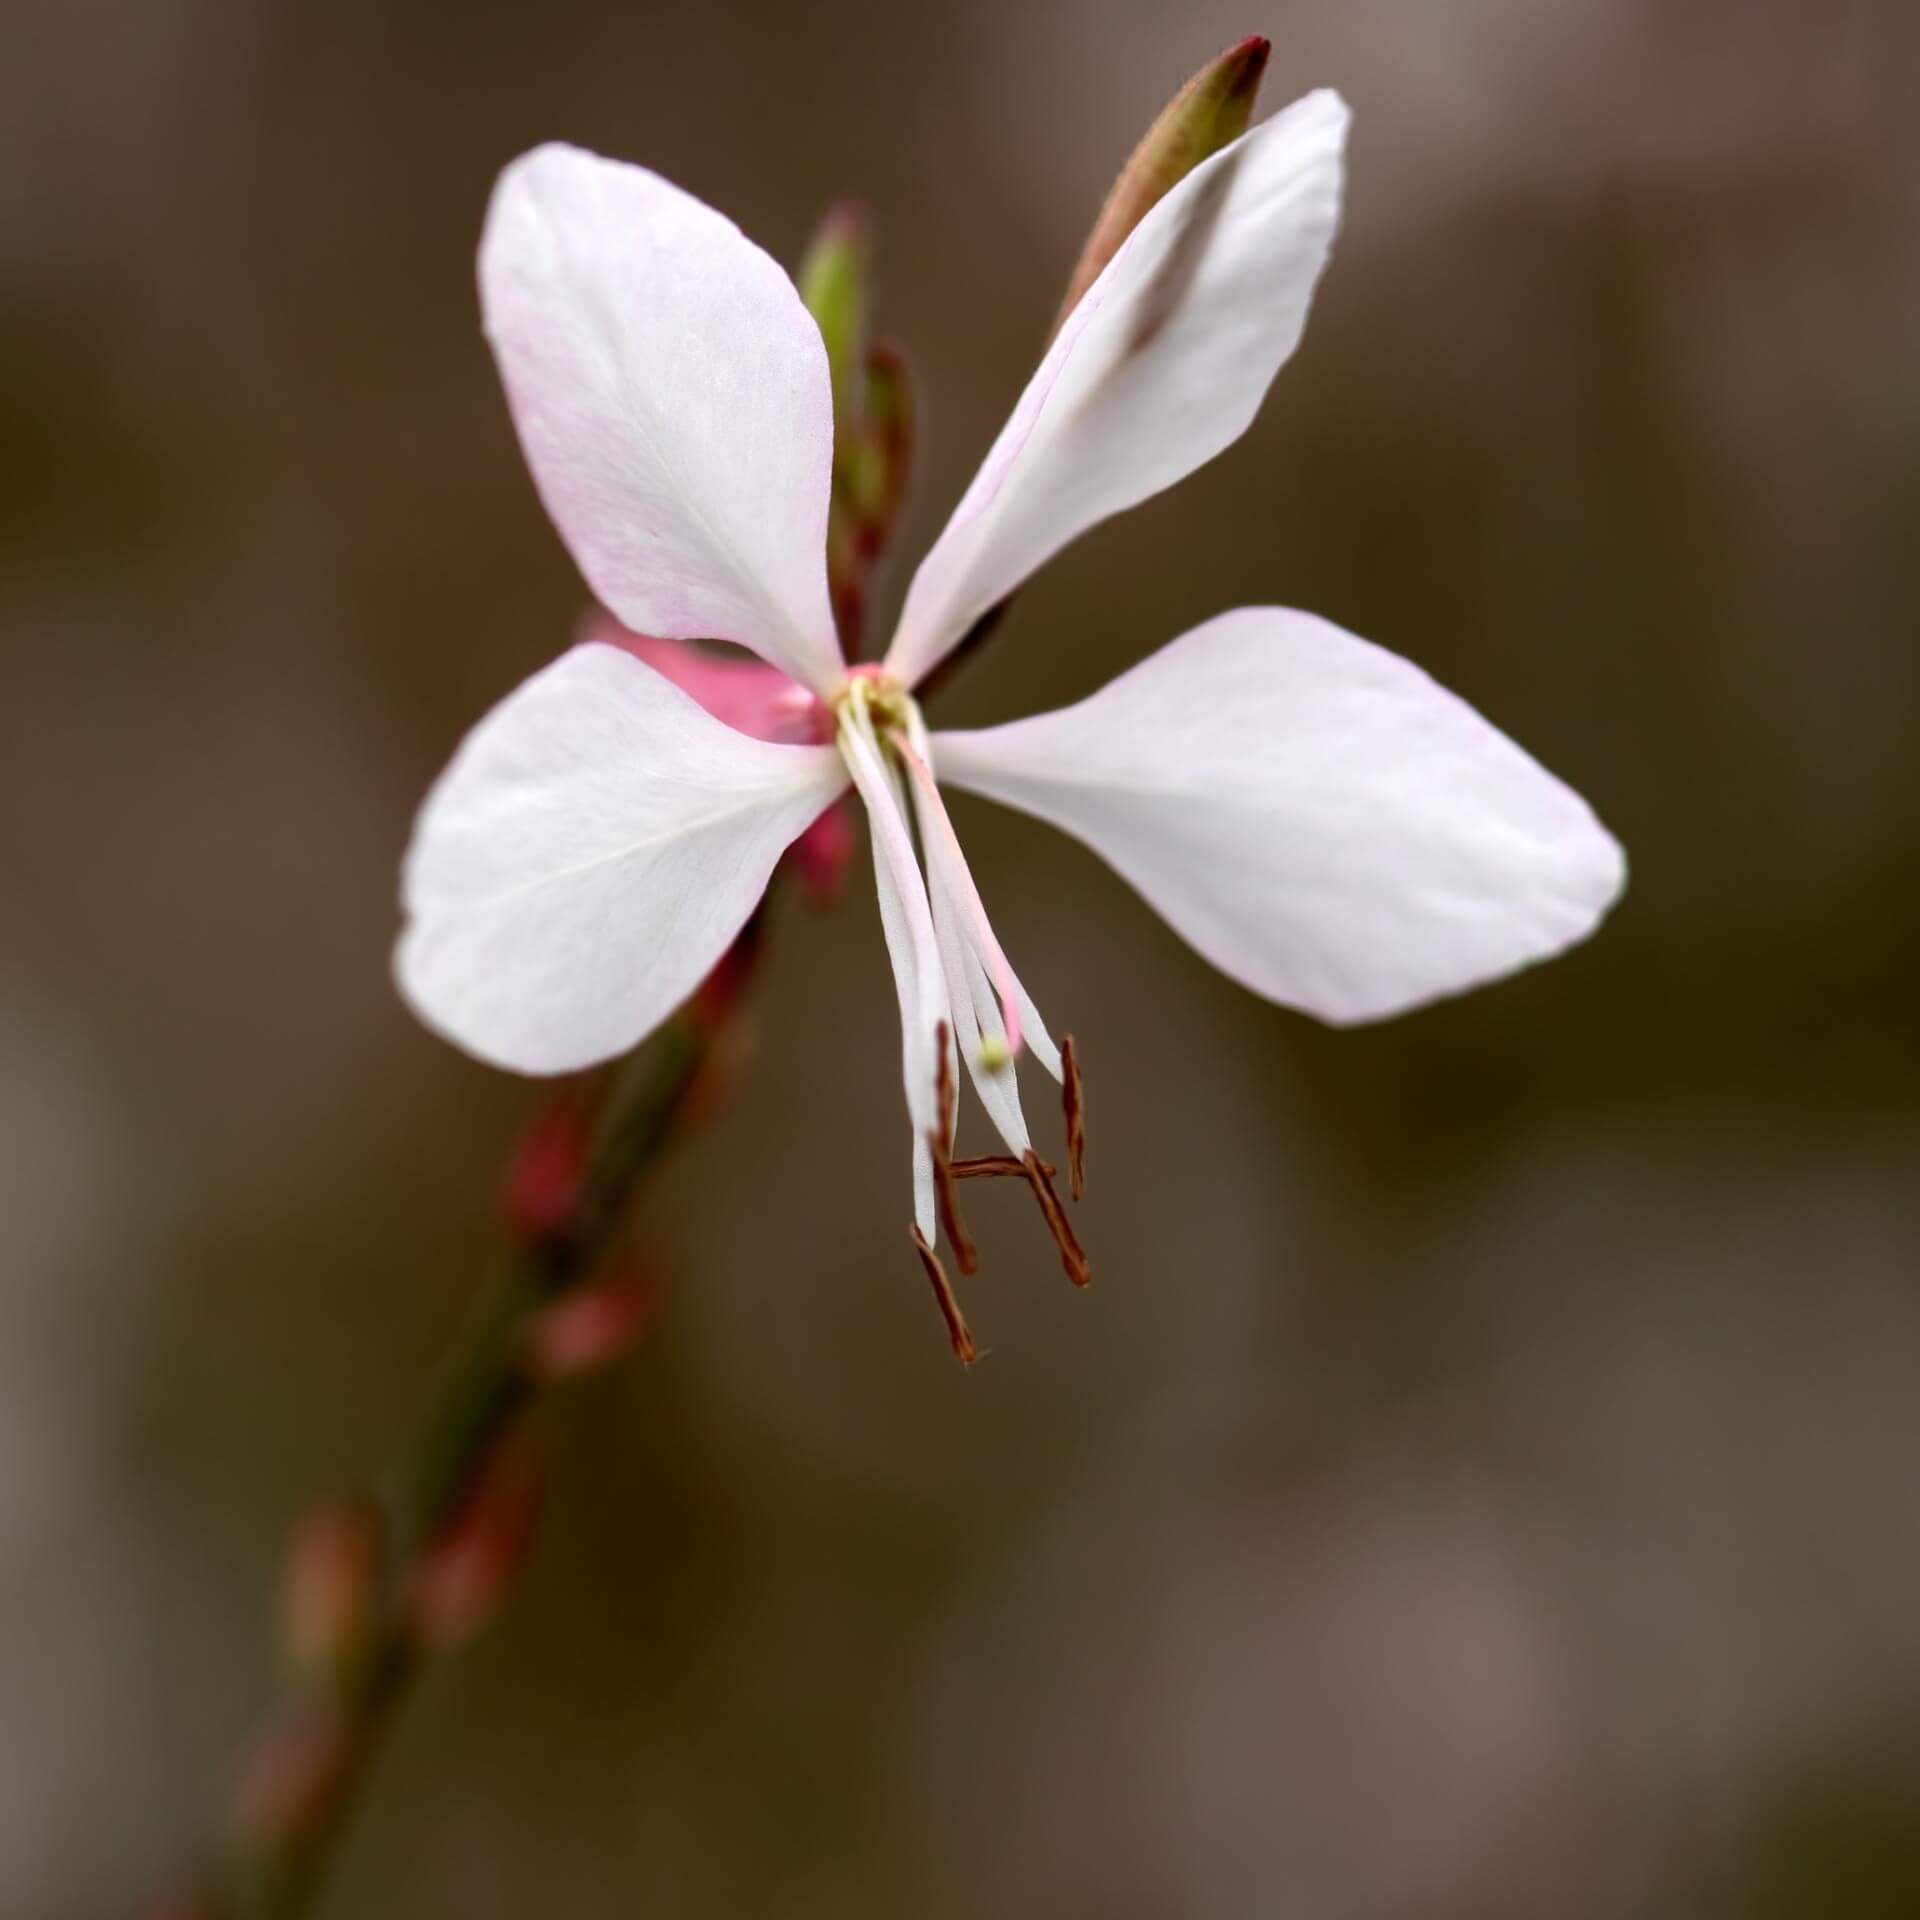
831, 663, 918, 740
829, 662, 1094, 1345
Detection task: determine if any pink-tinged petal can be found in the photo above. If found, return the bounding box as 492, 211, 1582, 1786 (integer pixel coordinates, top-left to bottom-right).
931, 608, 1625, 1025
481, 145, 844, 696
886, 90, 1348, 689
582, 612, 827, 745
398, 643, 847, 1074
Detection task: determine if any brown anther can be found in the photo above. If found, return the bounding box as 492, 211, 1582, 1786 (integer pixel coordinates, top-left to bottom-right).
930, 1133, 978, 1276
951, 1154, 1054, 1180
910, 1225, 979, 1365
1022, 1150, 1092, 1288
928, 1021, 978, 1274
933, 1020, 957, 1150
1062, 1033, 1087, 1200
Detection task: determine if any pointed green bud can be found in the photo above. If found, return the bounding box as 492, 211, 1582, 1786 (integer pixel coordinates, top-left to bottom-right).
797, 202, 870, 426
1053, 35, 1270, 338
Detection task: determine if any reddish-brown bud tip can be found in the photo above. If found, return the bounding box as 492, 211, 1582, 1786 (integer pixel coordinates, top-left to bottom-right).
1221, 35, 1272, 90
283, 1495, 384, 1673
817, 198, 870, 246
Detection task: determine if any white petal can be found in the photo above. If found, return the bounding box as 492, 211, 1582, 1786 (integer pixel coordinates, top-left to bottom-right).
482, 145, 843, 695
398, 643, 846, 1073
931, 608, 1626, 1025
886, 90, 1348, 688
838, 716, 947, 1238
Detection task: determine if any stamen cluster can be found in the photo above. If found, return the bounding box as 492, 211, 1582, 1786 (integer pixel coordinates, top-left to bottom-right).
835, 670, 1092, 1358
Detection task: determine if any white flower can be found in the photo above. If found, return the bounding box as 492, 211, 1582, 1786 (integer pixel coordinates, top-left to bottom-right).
397, 92, 1624, 1319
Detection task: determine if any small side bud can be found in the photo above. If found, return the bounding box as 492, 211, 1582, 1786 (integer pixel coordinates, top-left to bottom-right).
283, 1494, 384, 1675
524, 1264, 657, 1382
407, 1439, 545, 1652
505, 1081, 601, 1246
1053, 35, 1270, 336
797, 201, 871, 418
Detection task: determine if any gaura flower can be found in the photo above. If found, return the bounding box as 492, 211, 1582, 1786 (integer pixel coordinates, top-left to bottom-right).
397, 90, 1625, 1345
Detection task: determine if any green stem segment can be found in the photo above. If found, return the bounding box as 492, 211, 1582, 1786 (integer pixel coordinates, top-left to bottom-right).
193, 923, 763, 1920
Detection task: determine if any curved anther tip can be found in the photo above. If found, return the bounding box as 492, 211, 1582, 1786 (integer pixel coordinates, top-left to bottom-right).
910, 1224, 979, 1364
1062, 1033, 1087, 1202
1022, 1150, 1092, 1288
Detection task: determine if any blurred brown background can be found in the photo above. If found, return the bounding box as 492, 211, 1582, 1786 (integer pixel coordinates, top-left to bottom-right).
5, 0, 1919, 1912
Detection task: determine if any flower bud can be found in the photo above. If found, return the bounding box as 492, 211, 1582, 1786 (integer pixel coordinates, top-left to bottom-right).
406, 1438, 544, 1652
1054, 35, 1270, 334
524, 1263, 657, 1381
231, 1705, 356, 1852
797, 201, 869, 422
283, 1494, 384, 1675
504, 1079, 601, 1245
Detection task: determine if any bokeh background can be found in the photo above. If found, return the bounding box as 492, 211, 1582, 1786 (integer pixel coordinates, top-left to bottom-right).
6, 0, 1919, 1912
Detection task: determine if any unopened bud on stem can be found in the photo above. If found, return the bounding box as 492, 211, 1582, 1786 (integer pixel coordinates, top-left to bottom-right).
524, 1262, 657, 1381
282, 1494, 384, 1676
505, 1079, 602, 1246
1053, 35, 1270, 337
797, 202, 870, 422
407, 1436, 545, 1651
